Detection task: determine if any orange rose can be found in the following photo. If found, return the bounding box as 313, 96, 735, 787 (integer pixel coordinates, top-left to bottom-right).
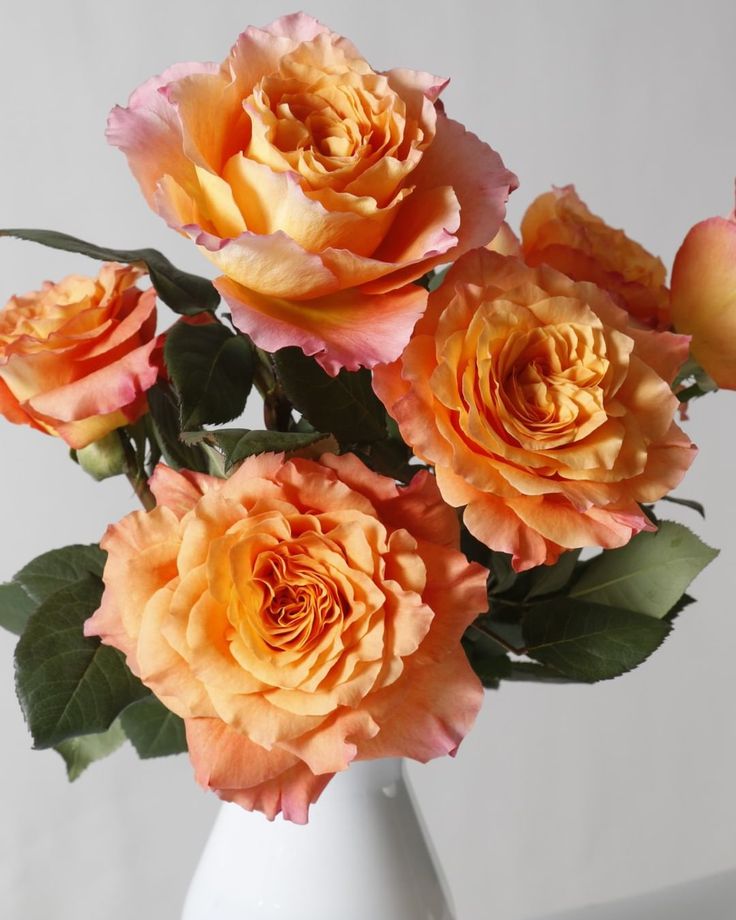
374, 250, 696, 571
84, 453, 487, 823
107, 13, 516, 374
0, 263, 158, 449
521, 185, 670, 329
671, 216, 736, 389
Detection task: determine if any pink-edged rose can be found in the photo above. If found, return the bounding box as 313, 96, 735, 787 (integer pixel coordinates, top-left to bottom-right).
107, 13, 516, 375
0, 263, 157, 449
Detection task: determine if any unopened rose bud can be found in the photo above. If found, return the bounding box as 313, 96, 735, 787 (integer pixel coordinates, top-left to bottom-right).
75, 430, 127, 481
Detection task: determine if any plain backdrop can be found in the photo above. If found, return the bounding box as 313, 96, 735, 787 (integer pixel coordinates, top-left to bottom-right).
1, 1, 735, 918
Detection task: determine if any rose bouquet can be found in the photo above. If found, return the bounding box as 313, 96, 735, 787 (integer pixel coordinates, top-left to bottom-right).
0, 13, 730, 827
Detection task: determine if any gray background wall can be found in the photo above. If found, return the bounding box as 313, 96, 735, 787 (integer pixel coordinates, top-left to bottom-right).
0, 1, 734, 917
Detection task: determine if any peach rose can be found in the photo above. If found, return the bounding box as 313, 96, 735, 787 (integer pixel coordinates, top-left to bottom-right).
521, 185, 670, 329
107, 13, 516, 375
486, 221, 522, 257
373, 250, 696, 571
671, 216, 736, 389
0, 263, 158, 449
84, 453, 487, 823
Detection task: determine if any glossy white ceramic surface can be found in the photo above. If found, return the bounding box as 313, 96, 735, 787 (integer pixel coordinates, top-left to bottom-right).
182, 759, 454, 919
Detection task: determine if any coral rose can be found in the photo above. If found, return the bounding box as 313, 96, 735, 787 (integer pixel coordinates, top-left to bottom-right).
521, 185, 670, 329
84, 453, 487, 823
373, 250, 696, 571
671, 216, 736, 389
0, 263, 158, 449
107, 13, 516, 375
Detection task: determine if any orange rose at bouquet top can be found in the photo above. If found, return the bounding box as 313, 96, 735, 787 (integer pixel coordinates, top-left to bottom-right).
0, 263, 158, 449
521, 185, 670, 329
107, 13, 517, 375
373, 250, 696, 571
84, 452, 487, 823
671, 216, 736, 389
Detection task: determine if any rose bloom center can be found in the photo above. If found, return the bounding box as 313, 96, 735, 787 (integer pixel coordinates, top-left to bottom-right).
255, 550, 344, 653
439, 308, 612, 454
247, 67, 405, 190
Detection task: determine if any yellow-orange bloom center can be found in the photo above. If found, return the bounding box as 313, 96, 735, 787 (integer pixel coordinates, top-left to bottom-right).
245, 59, 416, 203
252, 547, 346, 653
433, 297, 619, 463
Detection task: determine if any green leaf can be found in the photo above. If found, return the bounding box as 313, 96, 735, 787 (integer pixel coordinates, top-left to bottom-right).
462, 630, 512, 688
0, 228, 219, 315
504, 661, 581, 684
54, 720, 127, 781
182, 427, 329, 472
674, 357, 717, 402
13, 544, 106, 607
15, 575, 150, 748
164, 322, 254, 429
570, 522, 718, 619
460, 527, 493, 570
273, 347, 387, 445
428, 264, 451, 292
120, 696, 187, 759
522, 598, 671, 682
352, 438, 417, 483
525, 549, 581, 600
475, 609, 526, 653
147, 384, 210, 473
487, 552, 519, 596
0, 582, 36, 635
665, 592, 695, 623
0, 544, 106, 636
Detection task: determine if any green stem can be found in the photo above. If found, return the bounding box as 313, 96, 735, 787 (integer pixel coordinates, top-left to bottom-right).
252, 347, 293, 431
119, 430, 156, 512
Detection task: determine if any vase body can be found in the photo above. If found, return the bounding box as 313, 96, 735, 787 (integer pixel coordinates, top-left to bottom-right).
181, 758, 455, 919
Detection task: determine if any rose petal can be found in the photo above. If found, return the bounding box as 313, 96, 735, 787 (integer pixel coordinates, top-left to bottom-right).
220, 275, 428, 374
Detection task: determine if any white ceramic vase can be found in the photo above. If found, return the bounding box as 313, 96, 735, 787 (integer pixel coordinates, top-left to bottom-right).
181, 758, 455, 919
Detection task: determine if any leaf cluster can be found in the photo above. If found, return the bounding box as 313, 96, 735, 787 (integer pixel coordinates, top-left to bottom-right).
464, 522, 717, 687
0, 546, 187, 779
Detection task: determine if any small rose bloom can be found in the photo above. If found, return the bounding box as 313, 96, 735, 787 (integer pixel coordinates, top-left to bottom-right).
107, 13, 516, 375
0, 263, 158, 449
373, 250, 696, 571
84, 453, 487, 823
521, 185, 670, 329
671, 216, 736, 389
